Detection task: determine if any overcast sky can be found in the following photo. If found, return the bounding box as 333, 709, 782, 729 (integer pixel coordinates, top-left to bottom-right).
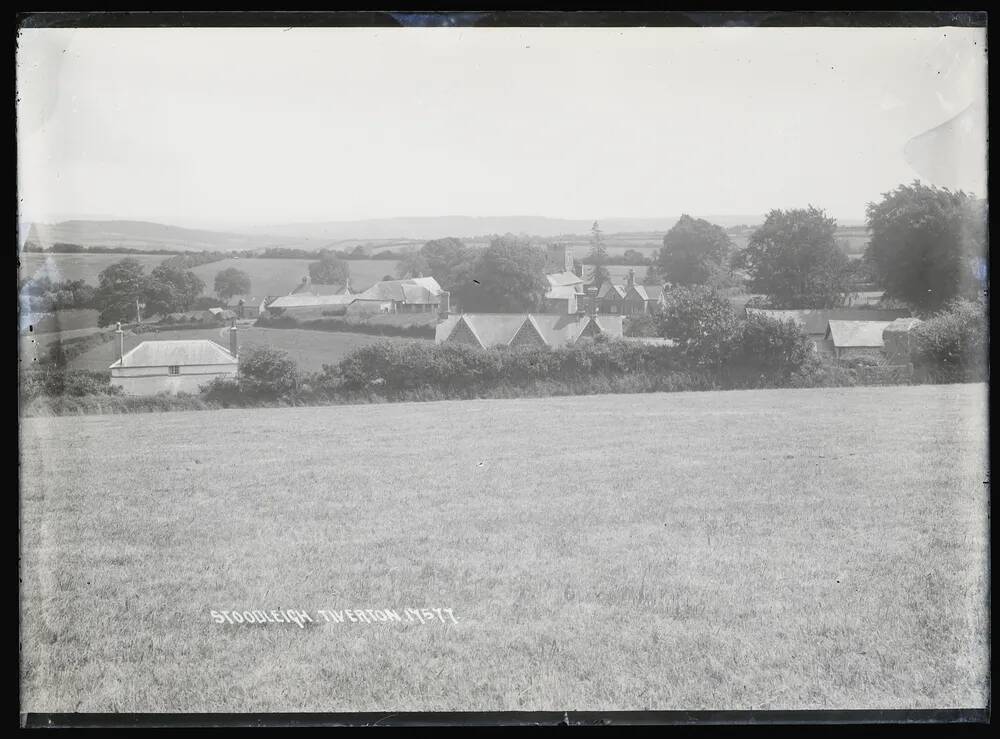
16, 26, 987, 229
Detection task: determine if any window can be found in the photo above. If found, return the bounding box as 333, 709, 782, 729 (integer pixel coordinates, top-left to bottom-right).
168, 365, 180, 375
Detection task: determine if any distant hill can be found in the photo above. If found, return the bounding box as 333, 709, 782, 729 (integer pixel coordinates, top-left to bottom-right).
22, 214, 868, 254
24, 221, 282, 253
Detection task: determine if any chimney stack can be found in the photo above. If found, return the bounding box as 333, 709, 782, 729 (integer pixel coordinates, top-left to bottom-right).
229, 320, 238, 358
627, 268, 635, 289
438, 290, 451, 318
116, 322, 125, 365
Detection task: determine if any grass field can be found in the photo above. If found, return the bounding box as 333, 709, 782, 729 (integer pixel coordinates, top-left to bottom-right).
20, 253, 168, 284
19, 384, 989, 712
63, 326, 427, 373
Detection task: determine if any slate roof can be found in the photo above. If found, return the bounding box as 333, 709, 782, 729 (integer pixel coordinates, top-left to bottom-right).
597, 283, 626, 299
824, 320, 895, 348
355, 277, 443, 304
546, 271, 584, 288
747, 308, 912, 335
110, 340, 237, 369
436, 313, 624, 349
544, 285, 579, 300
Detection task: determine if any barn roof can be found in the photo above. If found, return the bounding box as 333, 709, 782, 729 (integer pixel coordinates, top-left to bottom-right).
747, 308, 912, 335
110, 340, 237, 369
356, 276, 443, 303
824, 320, 895, 348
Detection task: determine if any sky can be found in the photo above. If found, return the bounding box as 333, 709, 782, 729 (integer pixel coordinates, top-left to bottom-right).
16, 26, 988, 229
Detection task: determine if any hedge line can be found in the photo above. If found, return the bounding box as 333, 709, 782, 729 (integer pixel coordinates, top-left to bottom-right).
256, 314, 436, 339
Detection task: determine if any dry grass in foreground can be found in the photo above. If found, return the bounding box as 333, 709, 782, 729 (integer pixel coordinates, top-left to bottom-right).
19, 384, 989, 712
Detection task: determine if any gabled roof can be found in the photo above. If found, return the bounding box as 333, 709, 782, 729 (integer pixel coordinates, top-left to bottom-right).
546, 271, 584, 288
437, 313, 625, 349
597, 283, 626, 299
747, 308, 912, 335
110, 340, 237, 369
643, 284, 665, 301
356, 276, 443, 303
624, 285, 650, 302
824, 320, 894, 348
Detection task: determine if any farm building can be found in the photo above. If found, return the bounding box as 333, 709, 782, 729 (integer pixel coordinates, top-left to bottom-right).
348, 276, 444, 314
823, 320, 894, 359
227, 295, 264, 320
109, 329, 238, 396
746, 308, 912, 353
435, 313, 624, 349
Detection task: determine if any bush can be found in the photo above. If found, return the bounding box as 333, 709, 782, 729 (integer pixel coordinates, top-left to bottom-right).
20, 368, 121, 402
727, 313, 819, 385
911, 299, 988, 381
238, 345, 300, 399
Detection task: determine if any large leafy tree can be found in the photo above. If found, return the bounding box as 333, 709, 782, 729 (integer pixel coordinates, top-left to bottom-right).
658, 214, 733, 285
308, 251, 350, 285
214, 267, 252, 300
452, 235, 549, 312
145, 264, 205, 316
94, 258, 150, 326
655, 286, 741, 368
735, 207, 851, 308
865, 181, 987, 312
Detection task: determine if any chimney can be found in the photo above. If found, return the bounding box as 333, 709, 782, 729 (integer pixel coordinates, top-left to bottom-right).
228, 320, 238, 358
116, 322, 125, 365
438, 290, 451, 318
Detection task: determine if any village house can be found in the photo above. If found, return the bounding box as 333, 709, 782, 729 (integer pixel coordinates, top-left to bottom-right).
109, 324, 238, 396
263, 276, 356, 318
746, 307, 912, 353
435, 311, 624, 349
589, 270, 666, 315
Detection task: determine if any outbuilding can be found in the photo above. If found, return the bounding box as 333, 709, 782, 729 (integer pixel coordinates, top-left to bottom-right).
109, 327, 239, 396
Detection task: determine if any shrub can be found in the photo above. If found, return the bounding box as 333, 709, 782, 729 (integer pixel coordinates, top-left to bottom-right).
727, 313, 819, 385
20, 368, 121, 402
238, 345, 300, 399
911, 299, 988, 381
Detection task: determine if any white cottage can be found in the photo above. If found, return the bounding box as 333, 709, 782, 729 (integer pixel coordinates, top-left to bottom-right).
109, 329, 238, 396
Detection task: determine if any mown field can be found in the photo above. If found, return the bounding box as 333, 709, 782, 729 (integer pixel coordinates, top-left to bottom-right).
19, 384, 989, 712
60, 326, 427, 374
20, 253, 168, 284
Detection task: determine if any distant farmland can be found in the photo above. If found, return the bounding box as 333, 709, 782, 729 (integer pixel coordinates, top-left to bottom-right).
19, 384, 989, 711
188, 258, 399, 297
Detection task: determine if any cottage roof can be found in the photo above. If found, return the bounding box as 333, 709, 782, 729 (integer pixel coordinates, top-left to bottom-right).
625, 285, 650, 301
824, 320, 895, 348
110, 340, 237, 369
644, 284, 665, 301
747, 308, 912, 335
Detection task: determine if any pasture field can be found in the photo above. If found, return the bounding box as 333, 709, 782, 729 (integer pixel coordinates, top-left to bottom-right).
19, 252, 168, 284
19, 384, 989, 712
189, 258, 400, 297
64, 326, 428, 374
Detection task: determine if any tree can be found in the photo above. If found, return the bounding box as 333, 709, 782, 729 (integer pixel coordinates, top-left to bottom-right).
865, 181, 987, 312
238, 345, 300, 399
452, 235, 549, 313
145, 264, 205, 315
309, 251, 350, 285
655, 286, 741, 368
94, 258, 149, 326
735, 207, 851, 308
588, 221, 611, 287
214, 267, 252, 300
395, 249, 430, 279
658, 214, 733, 286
